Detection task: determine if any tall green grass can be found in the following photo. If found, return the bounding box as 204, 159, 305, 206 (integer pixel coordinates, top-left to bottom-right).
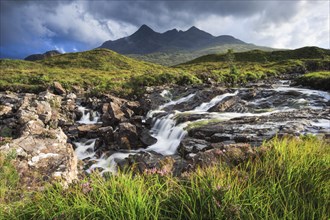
1, 136, 329, 219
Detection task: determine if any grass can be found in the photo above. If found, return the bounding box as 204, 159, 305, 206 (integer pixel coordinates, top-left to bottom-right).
175, 47, 330, 85
1, 136, 329, 219
129, 44, 275, 66
296, 71, 330, 91
1, 47, 329, 96
0, 49, 200, 97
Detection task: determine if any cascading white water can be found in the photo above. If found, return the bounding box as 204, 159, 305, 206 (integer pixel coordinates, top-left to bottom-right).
74, 85, 330, 175
146, 113, 187, 155
77, 106, 100, 124
74, 139, 96, 160
194, 90, 239, 111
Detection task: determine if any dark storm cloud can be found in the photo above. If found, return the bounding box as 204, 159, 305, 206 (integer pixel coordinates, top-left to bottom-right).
85, 0, 301, 30
0, 0, 328, 59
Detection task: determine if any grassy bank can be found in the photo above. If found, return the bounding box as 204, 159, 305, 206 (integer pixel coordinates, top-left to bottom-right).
1, 136, 329, 219
296, 71, 330, 91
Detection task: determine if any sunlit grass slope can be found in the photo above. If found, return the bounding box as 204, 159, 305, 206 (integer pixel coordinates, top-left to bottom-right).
0, 49, 200, 96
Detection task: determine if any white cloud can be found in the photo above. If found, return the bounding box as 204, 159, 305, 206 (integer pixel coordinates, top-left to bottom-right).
54, 45, 66, 53
194, 0, 329, 49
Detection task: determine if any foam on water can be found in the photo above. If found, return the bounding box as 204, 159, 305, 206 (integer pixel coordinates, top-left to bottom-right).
194, 90, 238, 111
74, 87, 330, 175
74, 139, 96, 160
77, 106, 100, 124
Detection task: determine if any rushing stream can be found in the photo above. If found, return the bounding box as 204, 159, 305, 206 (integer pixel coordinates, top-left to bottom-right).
73, 81, 330, 174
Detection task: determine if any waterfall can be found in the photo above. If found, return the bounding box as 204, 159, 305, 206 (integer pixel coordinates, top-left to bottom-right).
73, 86, 330, 175
74, 139, 96, 160
77, 106, 100, 124
194, 90, 238, 111
146, 113, 187, 155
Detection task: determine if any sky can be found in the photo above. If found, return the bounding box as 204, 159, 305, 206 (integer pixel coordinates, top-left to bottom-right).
0, 0, 329, 59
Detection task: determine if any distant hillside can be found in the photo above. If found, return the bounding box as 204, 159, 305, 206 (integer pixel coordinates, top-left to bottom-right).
176, 46, 330, 85
24, 50, 61, 61
130, 44, 274, 66
0, 49, 199, 95
99, 25, 275, 65
184, 47, 330, 64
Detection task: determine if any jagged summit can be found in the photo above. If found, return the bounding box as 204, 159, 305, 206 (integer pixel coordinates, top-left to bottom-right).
135, 24, 155, 34
99, 24, 246, 55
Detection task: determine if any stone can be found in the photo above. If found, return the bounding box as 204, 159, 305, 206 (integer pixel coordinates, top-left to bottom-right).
115, 122, 139, 149
53, 82, 66, 95
210, 133, 231, 143
209, 96, 239, 112
2, 127, 77, 189
0, 105, 12, 116
140, 128, 157, 146
66, 93, 77, 100
178, 138, 211, 157
109, 102, 126, 124
77, 124, 102, 138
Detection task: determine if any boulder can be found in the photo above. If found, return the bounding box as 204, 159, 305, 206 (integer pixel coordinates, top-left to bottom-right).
115, 122, 140, 149
178, 138, 211, 157
53, 82, 66, 95
140, 128, 157, 146
77, 124, 102, 138
118, 151, 189, 176
0, 105, 12, 116
0, 127, 77, 189
108, 102, 126, 124
190, 143, 256, 168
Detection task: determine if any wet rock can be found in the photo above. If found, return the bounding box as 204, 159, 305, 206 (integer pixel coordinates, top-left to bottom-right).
77, 124, 102, 138
125, 101, 142, 115
115, 122, 140, 149
98, 126, 114, 146
178, 138, 211, 157
210, 133, 232, 143
140, 128, 157, 146
209, 96, 239, 112
175, 114, 206, 124
106, 102, 126, 125
171, 87, 227, 111
53, 82, 66, 95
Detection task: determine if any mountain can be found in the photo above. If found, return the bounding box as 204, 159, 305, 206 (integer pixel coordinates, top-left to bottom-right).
24, 50, 61, 61
100, 25, 246, 54
99, 25, 269, 65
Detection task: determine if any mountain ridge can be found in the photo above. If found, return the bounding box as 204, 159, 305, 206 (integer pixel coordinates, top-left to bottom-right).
99, 25, 247, 55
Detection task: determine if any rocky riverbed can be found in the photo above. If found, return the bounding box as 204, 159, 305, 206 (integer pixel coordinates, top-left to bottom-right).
0, 80, 329, 187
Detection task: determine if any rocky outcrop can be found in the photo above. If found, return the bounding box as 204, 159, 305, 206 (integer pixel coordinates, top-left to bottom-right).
0, 91, 78, 189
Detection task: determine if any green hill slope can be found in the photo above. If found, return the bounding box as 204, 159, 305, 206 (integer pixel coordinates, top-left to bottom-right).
0, 49, 199, 96
176, 47, 330, 84
129, 44, 274, 66
185, 47, 330, 64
